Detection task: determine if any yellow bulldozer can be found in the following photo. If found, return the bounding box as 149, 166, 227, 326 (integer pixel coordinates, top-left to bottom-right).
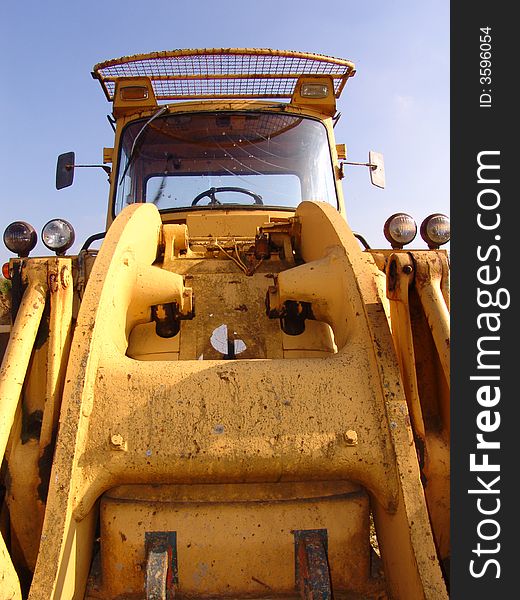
0, 49, 450, 600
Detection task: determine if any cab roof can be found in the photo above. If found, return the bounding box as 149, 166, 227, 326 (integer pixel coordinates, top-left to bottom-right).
92, 48, 356, 102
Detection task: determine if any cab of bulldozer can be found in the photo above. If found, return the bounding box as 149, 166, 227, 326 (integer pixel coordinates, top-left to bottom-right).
112, 106, 339, 221
90, 51, 356, 230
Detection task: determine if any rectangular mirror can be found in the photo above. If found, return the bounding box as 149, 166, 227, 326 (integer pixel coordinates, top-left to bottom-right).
369, 151, 385, 189
56, 152, 75, 190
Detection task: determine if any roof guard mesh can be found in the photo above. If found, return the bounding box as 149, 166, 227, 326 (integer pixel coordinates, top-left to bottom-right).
92, 48, 356, 101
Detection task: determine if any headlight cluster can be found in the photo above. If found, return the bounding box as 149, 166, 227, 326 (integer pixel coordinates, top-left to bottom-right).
383, 213, 450, 249
3, 219, 75, 257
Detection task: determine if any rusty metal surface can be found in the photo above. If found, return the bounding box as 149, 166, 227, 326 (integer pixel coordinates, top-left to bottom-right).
146, 548, 168, 600
294, 529, 332, 600
0, 261, 48, 597
412, 252, 450, 383
145, 532, 177, 600
384, 250, 450, 566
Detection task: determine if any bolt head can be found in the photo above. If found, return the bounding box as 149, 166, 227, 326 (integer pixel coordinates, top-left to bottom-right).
60, 266, 71, 288
345, 429, 358, 446
110, 433, 124, 447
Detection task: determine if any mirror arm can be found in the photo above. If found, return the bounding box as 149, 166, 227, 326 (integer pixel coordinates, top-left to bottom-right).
341, 160, 377, 169
340, 151, 385, 189
73, 164, 112, 175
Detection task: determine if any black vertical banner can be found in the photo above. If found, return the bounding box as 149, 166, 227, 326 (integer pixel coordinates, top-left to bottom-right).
451, 2, 515, 598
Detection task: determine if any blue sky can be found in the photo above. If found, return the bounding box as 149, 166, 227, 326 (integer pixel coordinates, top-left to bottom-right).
0, 0, 449, 266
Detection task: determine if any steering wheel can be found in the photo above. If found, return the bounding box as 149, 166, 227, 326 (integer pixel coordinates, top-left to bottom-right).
191, 186, 263, 206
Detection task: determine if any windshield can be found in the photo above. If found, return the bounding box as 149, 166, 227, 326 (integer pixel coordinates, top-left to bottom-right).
115, 111, 338, 214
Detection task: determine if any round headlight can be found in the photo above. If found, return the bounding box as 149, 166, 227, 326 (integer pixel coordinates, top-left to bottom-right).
3, 221, 37, 257
383, 213, 417, 249
420, 213, 450, 248
42, 219, 75, 255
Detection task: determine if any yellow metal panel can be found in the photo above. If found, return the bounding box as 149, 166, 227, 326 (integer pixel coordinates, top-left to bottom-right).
290, 75, 337, 116
0, 535, 21, 600
97, 482, 370, 597
113, 76, 158, 117
185, 212, 273, 238
127, 321, 180, 360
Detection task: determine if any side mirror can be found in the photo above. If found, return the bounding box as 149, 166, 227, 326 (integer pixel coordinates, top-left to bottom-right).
56, 152, 75, 190
368, 151, 385, 189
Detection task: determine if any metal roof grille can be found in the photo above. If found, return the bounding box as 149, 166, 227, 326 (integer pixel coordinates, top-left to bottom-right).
92, 48, 356, 101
